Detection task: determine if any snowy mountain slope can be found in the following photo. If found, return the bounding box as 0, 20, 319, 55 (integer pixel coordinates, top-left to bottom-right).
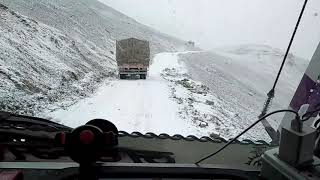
0, 4, 116, 115
0, 0, 187, 54
0, 0, 190, 116
178, 45, 309, 131
213, 44, 308, 104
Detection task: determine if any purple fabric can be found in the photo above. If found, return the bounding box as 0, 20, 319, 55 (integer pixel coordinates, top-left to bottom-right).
290, 74, 320, 114
308, 80, 320, 112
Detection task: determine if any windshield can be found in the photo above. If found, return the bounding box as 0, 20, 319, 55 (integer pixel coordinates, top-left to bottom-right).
0, 0, 320, 165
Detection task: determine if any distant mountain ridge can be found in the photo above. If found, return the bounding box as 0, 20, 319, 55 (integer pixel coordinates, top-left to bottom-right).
215, 44, 307, 70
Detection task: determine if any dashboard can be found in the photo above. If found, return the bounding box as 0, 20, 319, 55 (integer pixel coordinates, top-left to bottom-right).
0, 162, 261, 180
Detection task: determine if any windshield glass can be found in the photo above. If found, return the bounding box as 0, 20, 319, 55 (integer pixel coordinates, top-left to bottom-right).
0, 0, 320, 165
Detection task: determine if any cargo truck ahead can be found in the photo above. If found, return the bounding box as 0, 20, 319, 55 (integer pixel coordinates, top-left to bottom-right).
116, 38, 150, 79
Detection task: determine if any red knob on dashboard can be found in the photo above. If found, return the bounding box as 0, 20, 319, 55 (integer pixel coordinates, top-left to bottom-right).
79, 130, 95, 144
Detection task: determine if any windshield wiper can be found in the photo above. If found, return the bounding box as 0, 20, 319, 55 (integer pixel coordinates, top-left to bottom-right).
0, 111, 72, 131
0, 111, 72, 147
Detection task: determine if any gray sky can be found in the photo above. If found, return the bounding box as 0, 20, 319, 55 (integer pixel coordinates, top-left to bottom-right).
100, 0, 320, 59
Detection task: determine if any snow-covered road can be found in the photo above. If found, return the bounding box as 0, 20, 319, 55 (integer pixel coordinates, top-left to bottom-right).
48, 51, 272, 140
48, 53, 192, 135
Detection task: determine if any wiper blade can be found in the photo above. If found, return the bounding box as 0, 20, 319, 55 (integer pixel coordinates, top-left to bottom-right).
0, 111, 72, 132
0, 111, 72, 148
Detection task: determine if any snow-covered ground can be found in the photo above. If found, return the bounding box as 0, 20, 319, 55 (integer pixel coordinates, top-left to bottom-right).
48, 52, 270, 140
47, 53, 192, 135
48, 46, 309, 141
1, 1, 309, 142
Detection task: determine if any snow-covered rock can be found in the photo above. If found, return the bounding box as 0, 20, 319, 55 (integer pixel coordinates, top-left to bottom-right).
160, 55, 267, 140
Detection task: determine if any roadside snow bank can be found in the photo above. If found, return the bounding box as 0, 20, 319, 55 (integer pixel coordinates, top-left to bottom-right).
160, 52, 271, 141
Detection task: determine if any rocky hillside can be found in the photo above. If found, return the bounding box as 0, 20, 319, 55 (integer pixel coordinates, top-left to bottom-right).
0, 0, 187, 116
0, 0, 186, 54
0, 3, 117, 115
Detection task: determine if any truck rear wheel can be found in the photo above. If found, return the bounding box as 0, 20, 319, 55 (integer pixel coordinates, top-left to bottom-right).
119, 74, 126, 79
140, 74, 146, 79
